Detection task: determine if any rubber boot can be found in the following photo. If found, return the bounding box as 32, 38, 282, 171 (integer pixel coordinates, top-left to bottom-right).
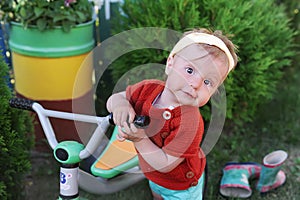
256, 150, 288, 193
220, 162, 261, 198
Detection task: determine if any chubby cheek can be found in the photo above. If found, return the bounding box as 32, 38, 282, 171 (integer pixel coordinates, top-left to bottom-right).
198, 98, 209, 107
168, 74, 188, 91
197, 91, 211, 107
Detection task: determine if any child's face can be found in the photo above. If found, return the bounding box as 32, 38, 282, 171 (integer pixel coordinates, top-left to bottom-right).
165, 45, 228, 107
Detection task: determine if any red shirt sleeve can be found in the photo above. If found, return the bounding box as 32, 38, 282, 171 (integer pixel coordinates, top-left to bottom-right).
126, 79, 164, 114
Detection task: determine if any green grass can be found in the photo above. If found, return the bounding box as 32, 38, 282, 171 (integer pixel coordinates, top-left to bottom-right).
203, 54, 300, 199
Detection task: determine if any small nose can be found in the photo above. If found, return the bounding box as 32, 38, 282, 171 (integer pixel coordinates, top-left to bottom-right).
189, 76, 203, 90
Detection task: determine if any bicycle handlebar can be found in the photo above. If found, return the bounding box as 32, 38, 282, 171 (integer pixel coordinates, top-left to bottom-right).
108, 113, 150, 128
9, 98, 150, 160
9, 98, 35, 111
10, 98, 150, 127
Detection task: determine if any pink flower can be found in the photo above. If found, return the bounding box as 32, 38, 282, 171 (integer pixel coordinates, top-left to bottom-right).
65, 0, 77, 7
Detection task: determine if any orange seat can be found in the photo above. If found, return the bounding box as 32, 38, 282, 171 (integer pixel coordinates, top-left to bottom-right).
91, 127, 139, 179
94, 140, 137, 170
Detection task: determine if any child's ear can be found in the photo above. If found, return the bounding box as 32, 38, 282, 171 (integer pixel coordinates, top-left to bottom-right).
165, 56, 174, 75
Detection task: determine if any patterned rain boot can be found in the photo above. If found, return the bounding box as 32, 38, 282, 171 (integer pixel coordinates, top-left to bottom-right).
256, 150, 288, 193
220, 162, 261, 198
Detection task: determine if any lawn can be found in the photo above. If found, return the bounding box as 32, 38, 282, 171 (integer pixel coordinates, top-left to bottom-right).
25, 47, 300, 200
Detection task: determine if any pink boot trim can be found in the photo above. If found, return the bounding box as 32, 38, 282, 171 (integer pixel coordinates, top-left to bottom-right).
259, 170, 286, 193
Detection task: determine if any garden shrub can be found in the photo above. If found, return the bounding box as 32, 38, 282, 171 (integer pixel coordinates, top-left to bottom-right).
202, 0, 296, 127
276, 0, 300, 29
0, 54, 34, 200
95, 0, 203, 114
104, 0, 296, 128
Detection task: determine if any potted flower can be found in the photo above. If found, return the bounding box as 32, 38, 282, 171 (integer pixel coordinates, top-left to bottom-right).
12, 0, 94, 32
7, 0, 96, 56
6, 0, 97, 149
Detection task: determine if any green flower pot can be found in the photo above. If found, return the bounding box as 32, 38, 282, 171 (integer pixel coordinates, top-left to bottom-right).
9, 20, 96, 150
9, 20, 95, 57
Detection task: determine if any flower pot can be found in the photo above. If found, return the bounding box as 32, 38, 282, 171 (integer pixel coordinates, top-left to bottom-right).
9, 21, 95, 57
9, 21, 96, 151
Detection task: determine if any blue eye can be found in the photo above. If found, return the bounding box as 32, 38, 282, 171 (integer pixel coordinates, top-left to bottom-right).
204, 79, 211, 85
185, 67, 194, 74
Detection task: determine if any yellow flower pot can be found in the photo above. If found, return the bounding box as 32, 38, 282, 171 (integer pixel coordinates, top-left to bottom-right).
9, 21, 96, 150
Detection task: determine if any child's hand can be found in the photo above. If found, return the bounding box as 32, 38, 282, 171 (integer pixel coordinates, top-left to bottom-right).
106, 91, 135, 126
111, 103, 136, 127
117, 121, 146, 142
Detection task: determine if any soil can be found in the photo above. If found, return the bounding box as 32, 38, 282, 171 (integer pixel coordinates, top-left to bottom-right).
24, 151, 60, 200
23, 150, 152, 200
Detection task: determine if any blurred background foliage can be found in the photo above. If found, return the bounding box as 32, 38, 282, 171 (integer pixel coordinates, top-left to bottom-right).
0, 54, 34, 200
95, 0, 297, 131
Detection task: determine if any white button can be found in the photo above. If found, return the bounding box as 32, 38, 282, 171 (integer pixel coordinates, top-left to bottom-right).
163, 111, 171, 120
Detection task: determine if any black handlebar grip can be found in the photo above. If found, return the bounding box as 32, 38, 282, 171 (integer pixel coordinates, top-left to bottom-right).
133, 115, 150, 128
108, 113, 115, 125
108, 113, 150, 128
9, 98, 35, 111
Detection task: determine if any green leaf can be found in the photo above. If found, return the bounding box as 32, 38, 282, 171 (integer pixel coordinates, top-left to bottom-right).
62, 20, 72, 32
36, 18, 47, 31
34, 7, 44, 17
76, 11, 85, 22
19, 7, 27, 18
53, 15, 66, 23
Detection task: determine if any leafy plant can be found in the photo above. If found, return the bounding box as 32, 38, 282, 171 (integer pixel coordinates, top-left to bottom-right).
95, 0, 203, 115
0, 0, 14, 22
107, 0, 296, 128
0, 54, 34, 199
1, 0, 94, 32
202, 0, 296, 127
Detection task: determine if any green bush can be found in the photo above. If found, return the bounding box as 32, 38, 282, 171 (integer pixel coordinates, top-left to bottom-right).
0, 54, 34, 200
276, 0, 300, 29
110, 0, 203, 79
106, 0, 296, 128
203, 0, 296, 127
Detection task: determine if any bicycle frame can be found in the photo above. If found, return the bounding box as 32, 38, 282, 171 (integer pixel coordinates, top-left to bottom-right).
9, 98, 146, 199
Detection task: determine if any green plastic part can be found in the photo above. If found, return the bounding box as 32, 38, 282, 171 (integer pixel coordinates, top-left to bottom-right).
54, 141, 85, 164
